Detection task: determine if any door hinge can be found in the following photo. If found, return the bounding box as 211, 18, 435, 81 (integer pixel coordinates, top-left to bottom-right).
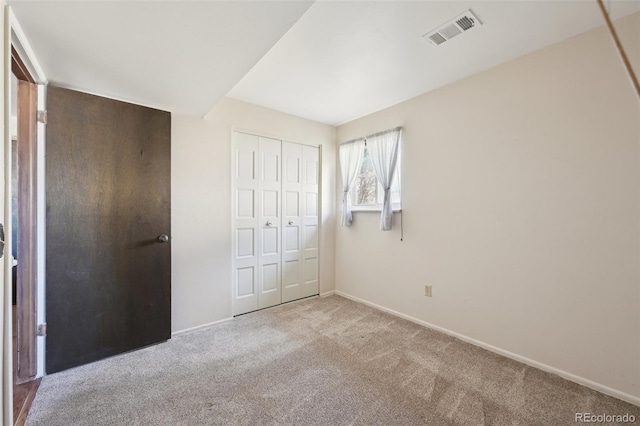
37, 323, 47, 337
37, 110, 47, 124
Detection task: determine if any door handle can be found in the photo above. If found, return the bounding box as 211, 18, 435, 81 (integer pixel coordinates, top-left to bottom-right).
288, 220, 294, 225
0, 224, 4, 258
158, 234, 169, 243
266, 221, 273, 227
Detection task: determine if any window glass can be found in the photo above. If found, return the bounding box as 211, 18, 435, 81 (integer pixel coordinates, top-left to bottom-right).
353, 148, 377, 205
351, 145, 401, 208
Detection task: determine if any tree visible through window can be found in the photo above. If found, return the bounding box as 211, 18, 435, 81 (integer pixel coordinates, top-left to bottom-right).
351, 145, 401, 208
355, 148, 377, 205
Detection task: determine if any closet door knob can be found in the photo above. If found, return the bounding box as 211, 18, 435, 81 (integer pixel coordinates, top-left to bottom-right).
266, 221, 273, 227
288, 220, 294, 225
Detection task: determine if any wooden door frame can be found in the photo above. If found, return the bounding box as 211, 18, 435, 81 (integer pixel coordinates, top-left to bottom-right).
11, 45, 37, 384
4, 9, 48, 425
11, 46, 33, 83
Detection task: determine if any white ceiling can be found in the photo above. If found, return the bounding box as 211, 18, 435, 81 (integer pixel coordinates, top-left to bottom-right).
8, 1, 314, 115
228, 0, 640, 125
9, 1, 640, 124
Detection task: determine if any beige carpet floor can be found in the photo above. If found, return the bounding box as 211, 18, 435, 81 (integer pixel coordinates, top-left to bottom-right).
27, 295, 639, 425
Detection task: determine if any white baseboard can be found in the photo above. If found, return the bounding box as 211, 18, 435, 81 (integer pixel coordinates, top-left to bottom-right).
171, 317, 233, 337
334, 290, 640, 407
319, 290, 335, 297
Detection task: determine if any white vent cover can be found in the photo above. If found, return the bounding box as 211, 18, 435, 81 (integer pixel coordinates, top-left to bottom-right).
422, 10, 482, 47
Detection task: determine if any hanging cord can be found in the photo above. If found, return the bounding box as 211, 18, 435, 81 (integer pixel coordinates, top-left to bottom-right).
399, 139, 403, 242
596, 0, 640, 99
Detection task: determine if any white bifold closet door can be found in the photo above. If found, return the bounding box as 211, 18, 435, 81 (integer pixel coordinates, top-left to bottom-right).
232, 132, 319, 316
257, 137, 282, 309
282, 142, 319, 303
232, 132, 260, 315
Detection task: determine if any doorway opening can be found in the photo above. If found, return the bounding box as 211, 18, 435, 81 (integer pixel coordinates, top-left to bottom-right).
11, 45, 40, 425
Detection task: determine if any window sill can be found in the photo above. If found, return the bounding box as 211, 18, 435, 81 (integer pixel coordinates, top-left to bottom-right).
351, 204, 402, 213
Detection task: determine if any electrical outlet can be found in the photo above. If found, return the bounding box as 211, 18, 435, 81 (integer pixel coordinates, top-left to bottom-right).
425, 285, 432, 297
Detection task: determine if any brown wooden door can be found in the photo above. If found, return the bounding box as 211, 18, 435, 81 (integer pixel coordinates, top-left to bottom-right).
45, 86, 171, 373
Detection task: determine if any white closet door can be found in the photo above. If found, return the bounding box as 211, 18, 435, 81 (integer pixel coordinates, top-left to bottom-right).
258, 137, 282, 309
301, 145, 320, 298
232, 132, 259, 315
281, 142, 303, 303
233, 134, 318, 315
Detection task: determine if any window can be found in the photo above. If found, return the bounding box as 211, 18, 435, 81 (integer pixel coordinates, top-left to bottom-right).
351, 144, 402, 211
339, 126, 402, 230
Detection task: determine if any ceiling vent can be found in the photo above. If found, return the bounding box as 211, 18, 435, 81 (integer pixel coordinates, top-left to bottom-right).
422, 10, 482, 47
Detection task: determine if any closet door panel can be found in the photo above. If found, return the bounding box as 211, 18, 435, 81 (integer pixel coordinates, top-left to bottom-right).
232, 132, 259, 315
281, 142, 304, 303
258, 137, 282, 309
301, 145, 320, 298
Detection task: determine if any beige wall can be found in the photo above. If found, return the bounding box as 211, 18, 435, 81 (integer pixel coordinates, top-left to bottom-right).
335, 13, 640, 402
172, 97, 336, 333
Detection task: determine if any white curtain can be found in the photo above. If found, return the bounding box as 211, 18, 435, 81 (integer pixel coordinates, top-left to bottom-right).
339, 139, 365, 226
367, 127, 401, 231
